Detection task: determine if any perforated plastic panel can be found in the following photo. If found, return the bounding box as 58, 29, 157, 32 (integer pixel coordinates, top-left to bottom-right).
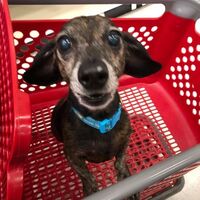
21, 83, 199, 200
22, 86, 176, 200
0, 1, 31, 200
0, 2, 14, 199
165, 27, 200, 127
13, 21, 69, 93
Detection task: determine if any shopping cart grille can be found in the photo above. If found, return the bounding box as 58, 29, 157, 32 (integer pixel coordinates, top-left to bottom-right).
23, 86, 180, 200
0, 2, 15, 200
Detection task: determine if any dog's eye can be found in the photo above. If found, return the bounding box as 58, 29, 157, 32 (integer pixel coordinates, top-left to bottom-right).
107, 30, 121, 47
57, 36, 71, 52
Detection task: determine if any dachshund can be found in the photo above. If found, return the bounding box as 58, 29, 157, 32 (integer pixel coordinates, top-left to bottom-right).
24, 15, 161, 199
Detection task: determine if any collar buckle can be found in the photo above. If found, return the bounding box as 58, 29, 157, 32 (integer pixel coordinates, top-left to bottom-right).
99, 119, 112, 134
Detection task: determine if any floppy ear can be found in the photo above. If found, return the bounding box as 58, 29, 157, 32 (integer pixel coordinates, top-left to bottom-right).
23, 41, 62, 86
122, 32, 161, 78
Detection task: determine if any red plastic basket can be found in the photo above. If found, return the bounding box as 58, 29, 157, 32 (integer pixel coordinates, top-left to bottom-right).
0, 0, 31, 199
1, 0, 200, 200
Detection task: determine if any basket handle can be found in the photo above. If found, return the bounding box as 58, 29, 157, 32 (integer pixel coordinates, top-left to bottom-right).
165, 0, 200, 19
7, 0, 198, 5
8, 0, 200, 20
9, 0, 175, 4
84, 144, 200, 200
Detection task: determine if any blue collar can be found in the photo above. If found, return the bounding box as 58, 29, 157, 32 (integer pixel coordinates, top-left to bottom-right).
72, 105, 122, 134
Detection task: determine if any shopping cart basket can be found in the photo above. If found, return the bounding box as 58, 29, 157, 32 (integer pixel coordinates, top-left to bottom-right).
0, 0, 200, 199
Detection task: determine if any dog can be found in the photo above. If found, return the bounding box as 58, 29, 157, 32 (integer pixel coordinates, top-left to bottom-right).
23, 15, 161, 199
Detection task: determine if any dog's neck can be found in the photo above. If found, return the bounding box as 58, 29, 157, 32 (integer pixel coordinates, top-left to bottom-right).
68, 90, 120, 121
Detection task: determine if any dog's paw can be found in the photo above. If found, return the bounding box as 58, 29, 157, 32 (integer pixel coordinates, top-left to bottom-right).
116, 165, 131, 182
83, 183, 98, 197
127, 192, 140, 200
117, 170, 130, 180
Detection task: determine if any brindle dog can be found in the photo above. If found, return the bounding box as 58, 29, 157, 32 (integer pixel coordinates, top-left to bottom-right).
24, 15, 161, 199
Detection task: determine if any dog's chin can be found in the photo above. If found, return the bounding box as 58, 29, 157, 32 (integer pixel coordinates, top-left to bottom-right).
74, 92, 114, 110
82, 93, 110, 106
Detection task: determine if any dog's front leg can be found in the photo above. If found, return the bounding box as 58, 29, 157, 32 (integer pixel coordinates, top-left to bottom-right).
114, 143, 140, 200
114, 143, 130, 181
65, 151, 98, 196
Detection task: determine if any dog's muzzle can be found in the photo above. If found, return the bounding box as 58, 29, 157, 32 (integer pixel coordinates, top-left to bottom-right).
76, 58, 113, 106
78, 59, 108, 90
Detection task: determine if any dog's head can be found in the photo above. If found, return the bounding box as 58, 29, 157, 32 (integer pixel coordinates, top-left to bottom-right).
24, 15, 161, 110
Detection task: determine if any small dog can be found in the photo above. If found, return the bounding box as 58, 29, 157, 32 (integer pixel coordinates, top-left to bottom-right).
24, 15, 161, 199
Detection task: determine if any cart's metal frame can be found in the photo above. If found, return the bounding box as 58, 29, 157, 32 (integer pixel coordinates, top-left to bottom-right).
8, 0, 175, 4
85, 145, 200, 200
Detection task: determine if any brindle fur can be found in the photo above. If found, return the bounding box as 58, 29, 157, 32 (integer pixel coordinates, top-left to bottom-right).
23, 15, 161, 199
51, 91, 133, 196
56, 16, 125, 80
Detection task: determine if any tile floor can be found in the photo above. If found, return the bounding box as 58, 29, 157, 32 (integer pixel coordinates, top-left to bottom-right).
9, 3, 200, 200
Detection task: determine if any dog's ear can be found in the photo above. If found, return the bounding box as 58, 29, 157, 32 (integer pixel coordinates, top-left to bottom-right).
23, 41, 62, 86
122, 32, 161, 78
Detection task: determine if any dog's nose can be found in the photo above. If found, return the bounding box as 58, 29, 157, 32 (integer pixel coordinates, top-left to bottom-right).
78, 60, 108, 89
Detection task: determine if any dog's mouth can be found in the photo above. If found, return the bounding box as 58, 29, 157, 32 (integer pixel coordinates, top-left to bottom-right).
82, 93, 110, 104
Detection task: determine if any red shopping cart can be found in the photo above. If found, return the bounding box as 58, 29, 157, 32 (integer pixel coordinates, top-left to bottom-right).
0, 0, 200, 199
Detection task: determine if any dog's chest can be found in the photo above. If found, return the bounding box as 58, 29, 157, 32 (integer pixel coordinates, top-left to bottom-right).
71, 118, 131, 163
76, 131, 122, 163
61, 106, 132, 163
